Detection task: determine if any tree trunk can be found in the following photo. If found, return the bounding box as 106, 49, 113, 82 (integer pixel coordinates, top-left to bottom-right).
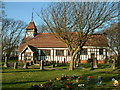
74, 60, 76, 68
69, 57, 74, 70
116, 55, 120, 69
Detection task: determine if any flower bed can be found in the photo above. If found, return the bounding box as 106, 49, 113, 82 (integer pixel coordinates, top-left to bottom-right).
30, 75, 120, 89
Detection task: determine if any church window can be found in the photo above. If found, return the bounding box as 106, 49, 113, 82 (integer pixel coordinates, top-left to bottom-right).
81, 49, 87, 55
41, 50, 51, 56
56, 50, 64, 56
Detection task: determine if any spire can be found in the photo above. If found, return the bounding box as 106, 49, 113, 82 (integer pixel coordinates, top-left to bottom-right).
26, 8, 37, 30
24, 9, 37, 38
31, 8, 34, 21
26, 21, 36, 30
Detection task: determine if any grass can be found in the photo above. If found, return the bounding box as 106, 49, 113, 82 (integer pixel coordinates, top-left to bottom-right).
2, 62, 120, 89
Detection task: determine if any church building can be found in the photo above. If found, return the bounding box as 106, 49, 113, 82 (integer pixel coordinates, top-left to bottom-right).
18, 20, 109, 64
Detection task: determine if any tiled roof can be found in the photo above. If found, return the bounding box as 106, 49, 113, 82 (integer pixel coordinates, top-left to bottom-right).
26, 21, 37, 30
85, 34, 108, 47
18, 33, 108, 52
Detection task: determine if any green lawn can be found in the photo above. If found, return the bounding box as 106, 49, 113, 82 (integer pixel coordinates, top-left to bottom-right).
2, 63, 120, 89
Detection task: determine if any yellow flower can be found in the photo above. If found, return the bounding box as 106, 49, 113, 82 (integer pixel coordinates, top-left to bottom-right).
56, 77, 60, 81
113, 80, 119, 86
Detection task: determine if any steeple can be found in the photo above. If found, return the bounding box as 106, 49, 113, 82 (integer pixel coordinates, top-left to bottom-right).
26, 21, 37, 30
25, 9, 37, 38
31, 9, 33, 21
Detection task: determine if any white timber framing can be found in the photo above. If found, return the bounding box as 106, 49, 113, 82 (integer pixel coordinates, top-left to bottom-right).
19, 46, 108, 62
37, 46, 108, 62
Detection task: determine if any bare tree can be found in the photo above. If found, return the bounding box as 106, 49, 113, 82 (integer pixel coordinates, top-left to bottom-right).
40, 2, 118, 70
103, 23, 120, 69
0, 2, 5, 62
1, 18, 26, 64
37, 24, 49, 33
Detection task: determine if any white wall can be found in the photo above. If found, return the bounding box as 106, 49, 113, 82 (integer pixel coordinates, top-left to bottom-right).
37, 47, 108, 61
19, 46, 109, 61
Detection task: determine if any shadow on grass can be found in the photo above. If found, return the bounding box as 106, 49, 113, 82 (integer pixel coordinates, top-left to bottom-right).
79, 63, 111, 69
2, 69, 54, 73
98, 64, 111, 69
2, 80, 47, 85
78, 63, 91, 68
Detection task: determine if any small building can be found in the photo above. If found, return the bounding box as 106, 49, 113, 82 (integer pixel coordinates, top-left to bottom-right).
18, 20, 109, 64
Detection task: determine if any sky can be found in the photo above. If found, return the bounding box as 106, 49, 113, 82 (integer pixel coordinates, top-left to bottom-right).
4, 2, 51, 25
3, 1, 119, 27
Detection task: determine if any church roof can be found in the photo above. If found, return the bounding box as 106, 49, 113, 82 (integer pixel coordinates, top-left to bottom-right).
18, 33, 108, 52
27, 45, 38, 53
26, 21, 37, 30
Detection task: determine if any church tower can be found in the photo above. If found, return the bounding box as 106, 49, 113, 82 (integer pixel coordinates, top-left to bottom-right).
25, 20, 37, 38
25, 10, 37, 38
22, 11, 37, 43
